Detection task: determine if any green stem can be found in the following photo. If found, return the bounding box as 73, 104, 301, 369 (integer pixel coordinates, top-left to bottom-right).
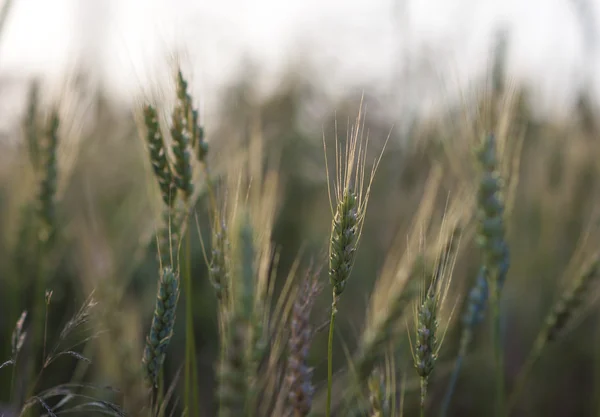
596, 317, 600, 417
183, 226, 201, 417
420, 377, 428, 417
439, 332, 471, 417
9, 364, 16, 405
505, 334, 544, 416
158, 368, 165, 410
491, 280, 504, 417
326, 293, 338, 417
26, 237, 46, 406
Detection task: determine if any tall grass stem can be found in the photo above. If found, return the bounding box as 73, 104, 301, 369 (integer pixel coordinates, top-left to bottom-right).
326, 295, 338, 417
183, 226, 201, 417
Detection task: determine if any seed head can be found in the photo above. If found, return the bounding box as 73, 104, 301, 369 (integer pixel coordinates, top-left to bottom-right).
476, 134, 510, 294
143, 105, 176, 207
325, 103, 386, 297
286, 271, 321, 416
142, 267, 180, 387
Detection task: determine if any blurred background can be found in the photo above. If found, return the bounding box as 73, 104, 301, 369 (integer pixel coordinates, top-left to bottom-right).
0, 0, 600, 416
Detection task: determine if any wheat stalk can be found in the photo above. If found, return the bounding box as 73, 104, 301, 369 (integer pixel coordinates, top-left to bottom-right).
324, 102, 386, 417
411, 226, 458, 417
475, 133, 510, 417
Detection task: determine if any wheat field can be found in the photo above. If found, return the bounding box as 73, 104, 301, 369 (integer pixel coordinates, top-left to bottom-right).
1, 10, 600, 416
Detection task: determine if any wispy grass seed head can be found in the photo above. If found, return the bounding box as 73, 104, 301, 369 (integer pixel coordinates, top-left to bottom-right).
12, 310, 27, 359
1, 311, 27, 371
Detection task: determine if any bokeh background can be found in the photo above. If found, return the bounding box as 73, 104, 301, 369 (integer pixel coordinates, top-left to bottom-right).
0, 0, 600, 416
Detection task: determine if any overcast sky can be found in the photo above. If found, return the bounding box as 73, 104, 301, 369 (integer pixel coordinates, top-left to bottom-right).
0, 0, 598, 120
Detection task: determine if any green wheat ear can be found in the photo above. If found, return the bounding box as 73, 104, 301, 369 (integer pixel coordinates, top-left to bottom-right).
143, 104, 176, 208
475, 133, 509, 294
329, 189, 358, 296
411, 225, 458, 417
170, 69, 200, 201
217, 210, 255, 417
142, 267, 180, 388
413, 278, 438, 416
37, 108, 60, 244
174, 69, 208, 162
24, 81, 41, 170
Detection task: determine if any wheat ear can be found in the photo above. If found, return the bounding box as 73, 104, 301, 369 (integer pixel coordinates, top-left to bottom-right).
475, 133, 510, 417
143, 104, 176, 208
142, 267, 180, 390
217, 211, 255, 417
506, 256, 600, 415
411, 226, 459, 417
285, 269, 321, 417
